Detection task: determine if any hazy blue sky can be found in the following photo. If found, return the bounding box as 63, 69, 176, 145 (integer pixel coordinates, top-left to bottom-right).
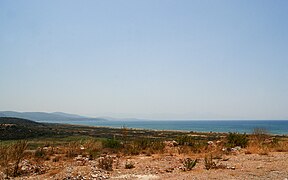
1, 0, 288, 120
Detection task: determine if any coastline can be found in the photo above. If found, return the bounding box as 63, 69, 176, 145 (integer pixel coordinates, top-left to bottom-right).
1, 117, 288, 180
43, 120, 288, 136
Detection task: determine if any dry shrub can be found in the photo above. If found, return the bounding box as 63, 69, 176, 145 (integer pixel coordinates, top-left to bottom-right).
0, 144, 11, 178
249, 128, 288, 155
11, 140, 28, 176
121, 139, 166, 155
177, 135, 207, 153
123, 139, 149, 155
98, 156, 113, 171
52, 156, 61, 162
204, 153, 226, 170
125, 161, 135, 169
0, 140, 28, 178
247, 133, 288, 154
178, 145, 192, 155
123, 143, 141, 155
252, 128, 269, 143
65, 141, 81, 158
246, 140, 271, 155
149, 141, 165, 153
280, 141, 288, 152
204, 154, 216, 170
258, 148, 269, 155
245, 141, 261, 154
84, 140, 102, 160
274, 141, 288, 152
35, 148, 48, 160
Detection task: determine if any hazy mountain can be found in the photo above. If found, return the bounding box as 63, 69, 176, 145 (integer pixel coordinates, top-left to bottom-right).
0, 111, 107, 122
97, 116, 148, 121
52, 112, 86, 119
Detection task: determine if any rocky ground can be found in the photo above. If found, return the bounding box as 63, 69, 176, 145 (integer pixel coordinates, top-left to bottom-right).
11, 150, 288, 180
1, 118, 287, 179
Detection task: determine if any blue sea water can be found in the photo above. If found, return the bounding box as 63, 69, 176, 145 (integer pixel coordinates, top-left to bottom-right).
46, 120, 288, 135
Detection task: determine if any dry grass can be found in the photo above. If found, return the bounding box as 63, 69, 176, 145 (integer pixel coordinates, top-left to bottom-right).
65, 141, 82, 158
83, 139, 103, 159
273, 141, 288, 152
0, 129, 287, 179
48, 168, 62, 176
245, 137, 288, 155
0, 140, 28, 178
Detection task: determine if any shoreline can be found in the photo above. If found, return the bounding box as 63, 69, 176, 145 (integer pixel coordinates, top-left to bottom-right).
47, 121, 288, 137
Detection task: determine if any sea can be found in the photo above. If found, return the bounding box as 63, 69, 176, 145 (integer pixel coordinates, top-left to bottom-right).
45, 120, 288, 135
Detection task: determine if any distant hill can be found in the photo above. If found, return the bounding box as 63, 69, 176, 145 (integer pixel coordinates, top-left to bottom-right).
0, 117, 53, 140
0, 116, 41, 126
52, 112, 86, 118
0, 111, 107, 122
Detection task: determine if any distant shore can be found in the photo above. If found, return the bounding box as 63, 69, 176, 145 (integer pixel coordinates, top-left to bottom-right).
41, 119, 288, 135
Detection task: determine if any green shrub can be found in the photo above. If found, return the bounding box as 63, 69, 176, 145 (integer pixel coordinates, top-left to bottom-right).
204, 154, 227, 170
177, 135, 206, 153
177, 135, 195, 146
226, 132, 248, 148
183, 158, 197, 171
204, 154, 216, 170
103, 139, 122, 149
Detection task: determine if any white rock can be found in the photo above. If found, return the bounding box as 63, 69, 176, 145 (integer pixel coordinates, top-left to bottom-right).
207, 141, 214, 145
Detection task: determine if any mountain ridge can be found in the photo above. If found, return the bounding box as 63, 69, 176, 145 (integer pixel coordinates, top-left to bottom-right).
0, 111, 107, 122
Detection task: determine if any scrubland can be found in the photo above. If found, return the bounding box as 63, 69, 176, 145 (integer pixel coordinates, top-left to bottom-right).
0, 118, 288, 179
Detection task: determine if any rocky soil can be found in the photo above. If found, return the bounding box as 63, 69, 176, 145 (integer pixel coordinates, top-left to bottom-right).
11, 151, 288, 180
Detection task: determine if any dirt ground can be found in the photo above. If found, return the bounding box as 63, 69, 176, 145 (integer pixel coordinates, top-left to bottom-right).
13, 150, 288, 180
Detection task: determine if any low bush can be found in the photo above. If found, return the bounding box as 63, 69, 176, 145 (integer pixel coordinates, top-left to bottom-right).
134, 138, 151, 150
125, 161, 135, 169
84, 140, 102, 160
103, 138, 122, 150
150, 140, 165, 152
98, 156, 113, 171
0, 140, 28, 178
123, 143, 141, 155
35, 148, 46, 159
204, 154, 216, 170
65, 141, 81, 158
226, 132, 248, 148
252, 128, 269, 143
177, 135, 195, 146
177, 135, 206, 153
183, 158, 197, 171
204, 154, 227, 170
52, 156, 61, 162
0, 144, 10, 178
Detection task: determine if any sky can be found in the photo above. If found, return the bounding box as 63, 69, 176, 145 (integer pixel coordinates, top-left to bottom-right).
0, 0, 288, 120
